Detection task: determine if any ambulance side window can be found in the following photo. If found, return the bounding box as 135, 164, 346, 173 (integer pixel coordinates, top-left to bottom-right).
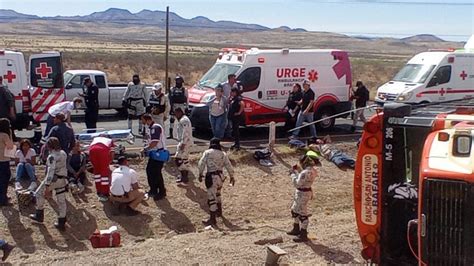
237, 67, 261, 92
427, 65, 451, 87
68, 75, 89, 89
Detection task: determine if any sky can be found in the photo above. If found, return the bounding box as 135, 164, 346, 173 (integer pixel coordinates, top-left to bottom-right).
1, 0, 473, 41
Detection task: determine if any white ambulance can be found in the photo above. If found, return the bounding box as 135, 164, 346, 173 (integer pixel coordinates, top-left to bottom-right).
0, 50, 64, 130
376, 36, 474, 104
188, 48, 353, 130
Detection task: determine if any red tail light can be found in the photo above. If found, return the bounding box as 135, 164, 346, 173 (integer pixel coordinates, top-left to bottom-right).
364, 121, 380, 134
361, 246, 376, 260
22, 89, 32, 112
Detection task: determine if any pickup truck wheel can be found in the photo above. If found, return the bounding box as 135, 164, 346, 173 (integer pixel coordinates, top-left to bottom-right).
315, 107, 335, 131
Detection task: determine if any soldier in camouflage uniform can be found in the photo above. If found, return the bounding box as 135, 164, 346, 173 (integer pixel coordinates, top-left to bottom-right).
174, 107, 193, 185
287, 153, 318, 242
198, 138, 234, 226
29, 137, 69, 231
123, 74, 148, 135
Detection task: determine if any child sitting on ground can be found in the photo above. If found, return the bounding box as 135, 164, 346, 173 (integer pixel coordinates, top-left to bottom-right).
67, 142, 87, 194
14, 139, 37, 191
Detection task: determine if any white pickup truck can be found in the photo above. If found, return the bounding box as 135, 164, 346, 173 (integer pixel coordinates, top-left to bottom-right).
63, 70, 153, 112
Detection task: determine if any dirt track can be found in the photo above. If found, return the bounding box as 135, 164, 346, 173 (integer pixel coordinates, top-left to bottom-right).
0, 143, 363, 264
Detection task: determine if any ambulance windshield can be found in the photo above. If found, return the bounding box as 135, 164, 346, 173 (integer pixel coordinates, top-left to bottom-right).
198, 63, 240, 89
392, 64, 436, 84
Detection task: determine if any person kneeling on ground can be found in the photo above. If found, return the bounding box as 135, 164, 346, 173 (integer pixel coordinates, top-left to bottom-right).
67, 142, 87, 194
287, 152, 318, 242
30, 137, 68, 230
109, 156, 147, 216
88, 136, 115, 202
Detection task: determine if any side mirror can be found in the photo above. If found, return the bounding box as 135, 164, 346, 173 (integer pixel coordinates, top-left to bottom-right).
66, 83, 73, 89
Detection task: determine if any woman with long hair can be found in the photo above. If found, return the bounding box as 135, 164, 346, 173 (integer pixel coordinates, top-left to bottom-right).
14, 139, 37, 191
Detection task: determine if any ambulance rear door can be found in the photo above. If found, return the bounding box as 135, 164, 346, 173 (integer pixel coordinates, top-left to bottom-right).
1, 52, 27, 115
29, 52, 65, 122
452, 53, 474, 98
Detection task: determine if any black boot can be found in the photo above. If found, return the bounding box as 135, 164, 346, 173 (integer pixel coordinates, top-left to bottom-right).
287, 223, 300, 236
202, 211, 217, 226
1, 243, 15, 262
177, 171, 189, 184
181, 171, 189, 183
293, 229, 309, 242
29, 209, 44, 223
216, 203, 223, 217
54, 217, 67, 231
168, 128, 173, 139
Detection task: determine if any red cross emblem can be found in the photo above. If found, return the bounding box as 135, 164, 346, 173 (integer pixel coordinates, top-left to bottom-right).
35, 62, 53, 79
308, 69, 318, 82
439, 88, 445, 96
3, 71, 16, 83
460, 70, 468, 80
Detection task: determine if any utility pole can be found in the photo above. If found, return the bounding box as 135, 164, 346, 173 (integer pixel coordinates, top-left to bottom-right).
165, 6, 170, 93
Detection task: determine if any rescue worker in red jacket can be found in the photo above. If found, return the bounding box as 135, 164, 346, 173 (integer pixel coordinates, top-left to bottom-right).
88, 136, 114, 202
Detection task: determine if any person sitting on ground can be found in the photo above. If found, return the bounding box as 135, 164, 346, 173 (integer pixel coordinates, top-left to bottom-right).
0, 240, 14, 261
110, 156, 147, 216
308, 135, 355, 169
67, 142, 87, 194
14, 139, 37, 191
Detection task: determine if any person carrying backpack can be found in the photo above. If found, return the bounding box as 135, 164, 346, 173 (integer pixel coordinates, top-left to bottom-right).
351, 81, 370, 132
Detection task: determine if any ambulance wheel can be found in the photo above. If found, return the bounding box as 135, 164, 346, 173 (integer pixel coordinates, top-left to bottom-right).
315, 107, 335, 131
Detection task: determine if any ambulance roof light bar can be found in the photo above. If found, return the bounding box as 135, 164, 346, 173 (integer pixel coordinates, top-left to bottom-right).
221, 48, 247, 54
428, 48, 456, 52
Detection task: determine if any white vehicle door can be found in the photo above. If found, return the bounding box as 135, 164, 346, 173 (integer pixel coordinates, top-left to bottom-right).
425, 65, 453, 102
1, 56, 23, 113
93, 74, 108, 109
29, 52, 64, 122
65, 74, 90, 104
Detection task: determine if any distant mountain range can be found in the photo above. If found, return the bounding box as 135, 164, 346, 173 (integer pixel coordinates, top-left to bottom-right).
0, 8, 446, 41
0, 8, 304, 32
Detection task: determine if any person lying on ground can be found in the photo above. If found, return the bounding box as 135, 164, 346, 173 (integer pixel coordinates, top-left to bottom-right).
308, 135, 355, 169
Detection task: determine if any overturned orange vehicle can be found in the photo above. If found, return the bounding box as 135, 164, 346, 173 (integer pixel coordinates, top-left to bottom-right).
354, 99, 474, 265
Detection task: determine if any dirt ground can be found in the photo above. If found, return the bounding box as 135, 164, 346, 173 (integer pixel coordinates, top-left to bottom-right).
0, 142, 363, 264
